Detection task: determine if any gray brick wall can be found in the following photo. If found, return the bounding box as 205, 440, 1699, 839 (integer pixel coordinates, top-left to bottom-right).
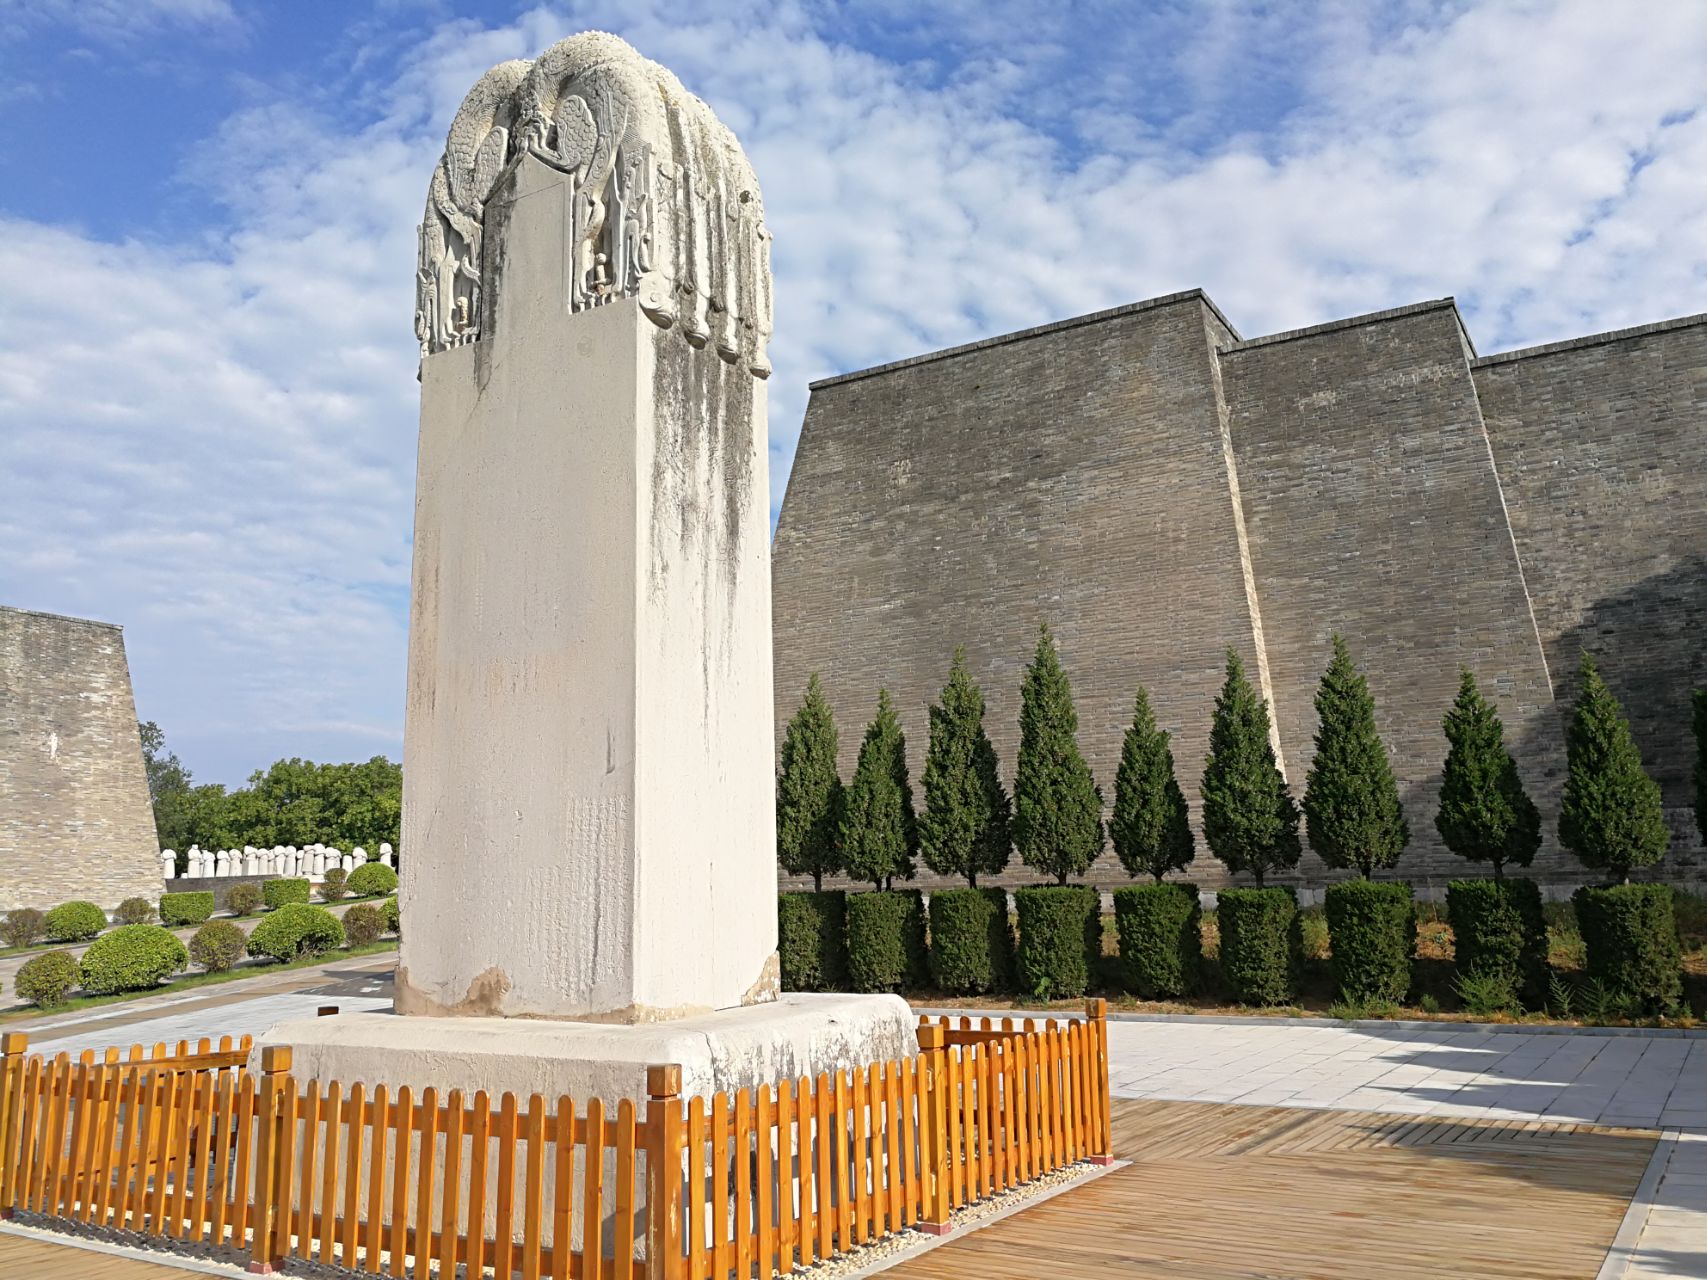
1, 606, 161, 912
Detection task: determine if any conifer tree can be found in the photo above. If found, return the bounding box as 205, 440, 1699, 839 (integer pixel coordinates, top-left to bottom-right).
1693, 688, 1707, 847
1303, 635, 1409, 878
1013, 624, 1105, 885
1200, 650, 1300, 886
1559, 653, 1669, 883
839, 689, 919, 890
1110, 687, 1194, 882
1435, 669, 1541, 880
918, 648, 1012, 887
776, 674, 843, 892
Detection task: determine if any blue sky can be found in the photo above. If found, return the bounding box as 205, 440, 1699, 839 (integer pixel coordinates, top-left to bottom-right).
3, 0, 1704, 788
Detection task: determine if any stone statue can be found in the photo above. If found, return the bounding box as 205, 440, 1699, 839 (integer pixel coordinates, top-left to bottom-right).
161, 850, 176, 880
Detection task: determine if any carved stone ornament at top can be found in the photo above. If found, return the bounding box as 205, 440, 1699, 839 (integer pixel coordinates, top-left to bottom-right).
414, 32, 773, 378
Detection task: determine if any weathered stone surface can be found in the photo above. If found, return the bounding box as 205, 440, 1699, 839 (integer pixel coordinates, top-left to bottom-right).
0, 606, 160, 912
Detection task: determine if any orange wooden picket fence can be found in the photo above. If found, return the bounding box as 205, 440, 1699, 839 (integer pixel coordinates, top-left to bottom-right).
0, 1002, 1111, 1277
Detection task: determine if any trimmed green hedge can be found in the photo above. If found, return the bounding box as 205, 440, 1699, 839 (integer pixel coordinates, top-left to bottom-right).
114, 897, 156, 926
159, 891, 216, 928
43, 901, 106, 943
1447, 878, 1548, 1009
1113, 883, 1201, 999
347, 863, 398, 897
778, 891, 847, 992
189, 920, 247, 972
224, 883, 264, 917
247, 904, 344, 962
79, 925, 189, 995
1573, 883, 1682, 1015
1217, 887, 1300, 1005
1014, 885, 1100, 999
342, 902, 388, 948
847, 891, 928, 992
263, 878, 311, 910
16, 950, 80, 1008
1324, 880, 1414, 1004
927, 887, 1013, 994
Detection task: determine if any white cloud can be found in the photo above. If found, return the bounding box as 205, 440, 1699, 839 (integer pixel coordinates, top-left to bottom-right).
5, 0, 241, 42
2, 0, 1705, 784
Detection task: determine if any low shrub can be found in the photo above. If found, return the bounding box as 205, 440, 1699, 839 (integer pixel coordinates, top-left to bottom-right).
16, 950, 80, 1008
1217, 887, 1300, 1006
1, 907, 45, 950
1572, 883, 1682, 1016
114, 897, 156, 926
778, 891, 847, 992
1447, 878, 1548, 1010
44, 900, 107, 943
347, 863, 397, 898
1014, 885, 1100, 1000
927, 887, 1013, 994
342, 903, 387, 948
1296, 907, 1331, 961
846, 891, 928, 992
224, 883, 264, 917
1324, 880, 1414, 1004
79, 925, 189, 996
1453, 969, 1518, 1018
1113, 883, 1201, 999
318, 869, 350, 902
247, 904, 345, 962
158, 891, 216, 928
382, 896, 400, 936
262, 878, 311, 910
189, 920, 247, 973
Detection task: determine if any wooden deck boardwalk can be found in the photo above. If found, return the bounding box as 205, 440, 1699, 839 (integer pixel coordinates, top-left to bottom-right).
886, 1098, 1658, 1279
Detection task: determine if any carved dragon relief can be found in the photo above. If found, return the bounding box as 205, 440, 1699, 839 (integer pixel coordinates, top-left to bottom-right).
415, 32, 772, 379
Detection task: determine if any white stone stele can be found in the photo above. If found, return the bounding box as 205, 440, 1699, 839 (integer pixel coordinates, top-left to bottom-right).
254, 993, 915, 1106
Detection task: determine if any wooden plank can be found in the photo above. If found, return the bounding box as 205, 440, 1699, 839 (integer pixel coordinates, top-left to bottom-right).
944, 1049, 963, 1210
779, 1077, 798, 1273
363, 1083, 389, 1274
883, 1060, 901, 1230
958, 1047, 977, 1203
582, 1097, 605, 1280
103, 1062, 141, 1231
899, 1059, 918, 1226
709, 1093, 727, 1280
613, 1098, 636, 1280
523, 1092, 546, 1280
440, 1090, 466, 1280
686, 1096, 706, 1280
416, 1087, 441, 1280
389, 1085, 416, 1272
814, 1072, 833, 1263
550, 1095, 572, 1280
833, 1070, 851, 1252
317, 1082, 342, 1267
271, 1074, 298, 1262
141, 1066, 174, 1233
295, 1080, 321, 1257
495, 1093, 519, 1280
229, 1074, 256, 1254
852, 1067, 871, 1243
39, 1057, 71, 1217
733, 1087, 752, 1279
757, 1083, 775, 1278
338, 1081, 364, 1269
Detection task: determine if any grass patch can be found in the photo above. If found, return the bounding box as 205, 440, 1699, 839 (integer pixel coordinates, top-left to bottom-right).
2, 939, 398, 1023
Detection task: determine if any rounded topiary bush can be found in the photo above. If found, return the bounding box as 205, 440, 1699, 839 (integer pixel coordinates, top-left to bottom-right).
1447, 878, 1548, 1010
382, 896, 400, 936
347, 863, 398, 898
114, 897, 156, 926
846, 890, 928, 992
778, 891, 847, 992
1573, 883, 1682, 1016
1324, 880, 1414, 1004
79, 925, 189, 995
16, 950, 80, 1008
2, 907, 46, 950
1217, 887, 1300, 1006
262, 878, 311, 910
927, 887, 1013, 995
224, 883, 264, 917
189, 920, 247, 973
342, 902, 387, 948
318, 869, 350, 902
158, 891, 216, 928
1014, 885, 1101, 1000
1113, 882, 1201, 999
43, 900, 107, 943
247, 904, 345, 962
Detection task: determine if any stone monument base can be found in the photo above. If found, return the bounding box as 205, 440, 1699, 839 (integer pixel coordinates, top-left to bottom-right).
252, 993, 918, 1103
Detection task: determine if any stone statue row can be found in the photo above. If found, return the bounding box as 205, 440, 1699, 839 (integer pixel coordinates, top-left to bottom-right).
161, 841, 395, 881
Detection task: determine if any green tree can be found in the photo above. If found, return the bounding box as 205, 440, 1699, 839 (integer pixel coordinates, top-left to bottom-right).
1435, 670, 1541, 880
839, 690, 918, 889
1303, 636, 1409, 878
1013, 624, 1104, 885
1559, 653, 1669, 883
1693, 688, 1707, 847
138, 720, 202, 859
776, 675, 844, 892
1201, 650, 1300, 886
1110, 688, 1194, 882
918, 649, 1011, 887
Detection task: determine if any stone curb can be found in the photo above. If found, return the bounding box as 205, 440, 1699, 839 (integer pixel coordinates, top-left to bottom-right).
1595, 1127, 1678, 1279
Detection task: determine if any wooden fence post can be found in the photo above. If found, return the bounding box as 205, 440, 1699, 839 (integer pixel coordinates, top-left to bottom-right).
0, 1033, 27, 1217
645, 1064, 684, 1280
915, 1025, 952, 1236
1084, 999, 1114, 1165
247, 1046, 291, 1275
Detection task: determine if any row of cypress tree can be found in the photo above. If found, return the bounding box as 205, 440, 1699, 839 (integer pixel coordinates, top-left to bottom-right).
779, 628, 1684, 891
